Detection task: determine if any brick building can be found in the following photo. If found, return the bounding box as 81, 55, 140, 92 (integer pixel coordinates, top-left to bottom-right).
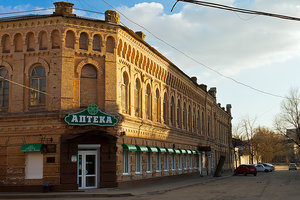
0, 2, 233, 192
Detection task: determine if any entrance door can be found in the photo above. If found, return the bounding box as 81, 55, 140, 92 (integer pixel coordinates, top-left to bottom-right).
78, 151, 98, 189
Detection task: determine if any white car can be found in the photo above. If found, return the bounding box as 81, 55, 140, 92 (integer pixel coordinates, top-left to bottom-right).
256, 164, 270, 172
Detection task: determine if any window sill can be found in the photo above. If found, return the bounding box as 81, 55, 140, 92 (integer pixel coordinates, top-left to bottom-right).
122, 173, 130, 175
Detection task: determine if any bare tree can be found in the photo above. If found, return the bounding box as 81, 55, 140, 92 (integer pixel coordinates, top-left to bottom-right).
274, 88, 300, 148
239, 116, 257, 164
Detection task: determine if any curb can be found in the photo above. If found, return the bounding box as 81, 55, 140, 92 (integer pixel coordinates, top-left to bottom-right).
0, 174, 233, 199
0, 193, 133, 199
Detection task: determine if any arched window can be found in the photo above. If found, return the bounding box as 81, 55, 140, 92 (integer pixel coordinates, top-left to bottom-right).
2, 34, 10, 53
14, 33, 23, 52
0, 67, 9, 109
51, 30, 60, 49
79, 32, 88, 50
65, 30, 75, 49
134, 79, 142, 117
170, 96, 175, 125
163, 93, 168, 124
197, 109, 200, 133
202, 111, 205, 134
183, 103, 186, 129
188, 105, 192, 131
177, 100, 181, 128
193, 107, 196, 131
26, 32, 35, 51
80, 64, 97, 107
155, 89, 160, 122
38, 31, 47, 50
106, 36, 115, 53
93, 34, 102, 52
30, 66, 46, 106
121, 72, 130, 114
145, 84, 151, 120
208, 115, 210, 136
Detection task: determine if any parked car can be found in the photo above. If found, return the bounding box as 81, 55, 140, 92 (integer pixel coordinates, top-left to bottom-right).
289, 163, 297, 170
234, 165, 257, 176
255, 164, 269, 172
258, 163, 274, 172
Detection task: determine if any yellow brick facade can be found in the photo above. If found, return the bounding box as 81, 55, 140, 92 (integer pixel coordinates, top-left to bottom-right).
0, 2, 233, 191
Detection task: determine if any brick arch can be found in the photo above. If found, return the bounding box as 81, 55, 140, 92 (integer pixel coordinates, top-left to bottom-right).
0, 60, 13, 75
76, 58, 103, 78
131, 48, 135, 63
121, 65, 130, 80
25, 57, 50, 77
117, 39, 122, 56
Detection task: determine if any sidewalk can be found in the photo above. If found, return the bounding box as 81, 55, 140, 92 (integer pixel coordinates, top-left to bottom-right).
0, 173, 232, 199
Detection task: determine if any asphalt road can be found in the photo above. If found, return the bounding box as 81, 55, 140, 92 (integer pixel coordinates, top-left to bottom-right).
15, 165, 300, 200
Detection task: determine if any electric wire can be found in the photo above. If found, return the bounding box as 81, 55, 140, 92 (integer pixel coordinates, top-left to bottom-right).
100, 0, 287, 99
175, 0, 300, 22
0, 2, 294, 100
0, 8, 54, 16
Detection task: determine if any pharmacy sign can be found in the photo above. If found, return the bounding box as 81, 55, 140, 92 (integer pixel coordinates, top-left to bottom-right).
64, 104, 118, 126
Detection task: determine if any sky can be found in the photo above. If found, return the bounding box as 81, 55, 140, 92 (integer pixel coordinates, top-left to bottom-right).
1, 0, 300, 130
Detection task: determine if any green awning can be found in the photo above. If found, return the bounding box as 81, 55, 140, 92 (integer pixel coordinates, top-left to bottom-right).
180, 149, 187, 154
196, 150, 201, 154
192, 150, 197, 154
166, 148, 174, 153
148, 146, 158, 152
174, 149, 181, 154
136, 145, 149, 152
157, 147, 167, 153
186, 150, 192, 154
21, 144, 42, 152
122, 144, 137, 151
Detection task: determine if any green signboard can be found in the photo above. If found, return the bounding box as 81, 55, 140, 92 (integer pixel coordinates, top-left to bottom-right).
64, 104, 118, 126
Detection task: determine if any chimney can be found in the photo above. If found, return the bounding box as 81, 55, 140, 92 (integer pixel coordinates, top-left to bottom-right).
191, 76, 197, 84
135, 31, 146, 40
105, 10, 120, 24
53, 2, 75, 16
199, 84, 207, 92
208, 87, 217, 99
226, 104, 232, 115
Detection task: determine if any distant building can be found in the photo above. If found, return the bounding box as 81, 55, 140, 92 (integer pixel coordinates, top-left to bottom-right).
0, 2, 233, 192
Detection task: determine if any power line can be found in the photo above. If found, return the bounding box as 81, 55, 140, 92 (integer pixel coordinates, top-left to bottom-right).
174, 0, 300, 22
0, 8, 54, 16
100, 0, 287, 99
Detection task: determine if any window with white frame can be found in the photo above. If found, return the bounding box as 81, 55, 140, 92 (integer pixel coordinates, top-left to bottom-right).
202, 153, 206, 168
146, 152, 152, 172
156, 152, 161, 172
123, 150, 130, 174
164, 153, 169, 171
172, 154, 176, 170
194, 154, 198, 169
189, 154, 193, 169
178, 154, 182, 170
135, 151, 142, 173
184, 154, 187, 169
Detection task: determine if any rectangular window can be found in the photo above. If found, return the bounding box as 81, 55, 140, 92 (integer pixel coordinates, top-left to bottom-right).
189, 154, 193, 169
164, 153, 169, 171
123, 150, 130, 174
146, 152, 152, 172
184, 154, 187, 169
178, 154, 182, 170
25, 152, 43, 179
135, 151, 142, 173
172, 154, 176, 170
156, 152, 161, 172
202, 153, 206, 168
194, 154, 198, 169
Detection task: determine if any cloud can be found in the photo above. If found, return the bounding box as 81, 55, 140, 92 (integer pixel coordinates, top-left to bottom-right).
118, 0, 300, 80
